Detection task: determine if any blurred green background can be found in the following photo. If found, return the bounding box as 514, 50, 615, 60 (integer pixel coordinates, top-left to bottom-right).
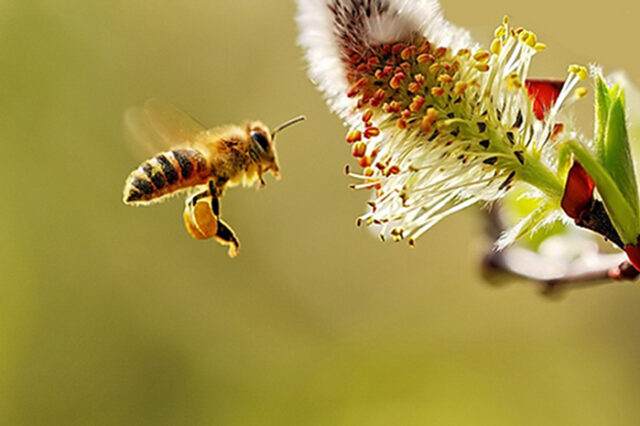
2, 0, 640, 424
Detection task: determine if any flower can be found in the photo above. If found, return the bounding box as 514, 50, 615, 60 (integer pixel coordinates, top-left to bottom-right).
297, 0, 588, 246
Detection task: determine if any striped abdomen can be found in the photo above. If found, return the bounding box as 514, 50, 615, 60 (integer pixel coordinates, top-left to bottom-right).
123, 148, 210, 204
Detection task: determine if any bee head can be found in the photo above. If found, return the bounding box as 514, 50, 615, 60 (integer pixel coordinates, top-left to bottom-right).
248, 122, 280, 178
248, 116, 305, 179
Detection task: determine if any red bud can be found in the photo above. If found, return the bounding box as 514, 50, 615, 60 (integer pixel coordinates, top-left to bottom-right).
561, 161, 594, 221
624, 244, 640, 272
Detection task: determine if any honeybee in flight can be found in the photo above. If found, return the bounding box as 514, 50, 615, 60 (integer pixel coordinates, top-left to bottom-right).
123, 99, 305, 257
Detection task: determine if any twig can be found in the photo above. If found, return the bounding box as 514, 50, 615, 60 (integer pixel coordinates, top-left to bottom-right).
483, 204, 638, 296
483, 247, 637, 296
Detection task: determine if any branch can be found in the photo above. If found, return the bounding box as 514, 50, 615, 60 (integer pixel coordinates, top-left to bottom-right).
482, 247, 638, 296
483, 204, 638, 296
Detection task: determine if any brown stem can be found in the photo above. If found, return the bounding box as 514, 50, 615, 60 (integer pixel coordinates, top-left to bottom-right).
483, 248, 638, 297
483, 204, 638, 296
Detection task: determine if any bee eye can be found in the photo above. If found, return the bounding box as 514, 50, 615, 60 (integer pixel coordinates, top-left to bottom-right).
251, 131, 270, 152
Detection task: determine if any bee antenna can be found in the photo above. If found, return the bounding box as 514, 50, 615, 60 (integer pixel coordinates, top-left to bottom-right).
271, 115, 306, 138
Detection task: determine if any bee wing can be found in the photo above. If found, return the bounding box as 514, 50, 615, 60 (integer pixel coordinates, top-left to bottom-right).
124, 98, 207, 158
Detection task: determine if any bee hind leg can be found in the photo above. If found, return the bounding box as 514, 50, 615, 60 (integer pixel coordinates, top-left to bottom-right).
214, 219, 240, 258
184, 182, 239, 258
183, 197, 219, 240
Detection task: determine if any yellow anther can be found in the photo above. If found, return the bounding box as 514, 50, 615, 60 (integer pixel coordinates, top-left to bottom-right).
431, 87, 445, 97
457, 48, 471, 58
575, 87, 588, 98
426, 107, 438, 121
473, 50, 490, 62
507, 74, 523, 90
438, 74, 453, 84
568, 65, 588, 80
475, 63, 490, 72
491, 39, 502, 55
494, 26, 506, 38
526, 32, 537, 48
503, 15, 509, 25
534, 43, 547, 52
578, 67, 588, 81
519, 30, 529, 43
453, 81, 468, 95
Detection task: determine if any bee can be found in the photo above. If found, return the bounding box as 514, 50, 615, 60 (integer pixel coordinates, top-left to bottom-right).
123, 99, 305, 258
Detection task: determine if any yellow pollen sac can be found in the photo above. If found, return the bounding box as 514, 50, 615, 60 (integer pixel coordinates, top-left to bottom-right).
494, 26, 506, 39
578, 68, 588, 81
401, 47, 414, 60
421, 114, 436, 133
503, 15, 509, 25
434, 47, 449, 58
417, 53, 434, 64
438, 74, 453, 84
534, 43, 547, 52
475, 63, 490, 72
346, 130, 362, 143
568, 65, 588, 80
390, 75, 403, 89
473, 50, 490, 62
352, 142, 367, 158
409, 95, 426, 112
490, 39, 502, 55
364, 127, 381, 139
431, 87, 445, 97
518, 30, 530, 43
575, 87, 588, 98
527, 32, 538, 47
507, 74, 523, 90
453, 81, 468, 96
457, 48, 471, 58
426, 107, 438, 121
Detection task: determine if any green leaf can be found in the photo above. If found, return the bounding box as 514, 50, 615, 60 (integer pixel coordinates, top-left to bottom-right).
567, 140, 640, 244
594, 75, 612, 163
602, 96, 639, 217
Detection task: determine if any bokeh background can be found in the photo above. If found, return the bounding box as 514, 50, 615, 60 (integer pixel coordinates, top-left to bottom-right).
2, 0, 640, 424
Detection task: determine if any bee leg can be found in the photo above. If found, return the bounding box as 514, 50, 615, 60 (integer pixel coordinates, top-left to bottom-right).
187, 191, 210, 208
256, 165, 266, 189
214, 219, 240, 258
183, 198, 218, 240
207, 180, 221, 217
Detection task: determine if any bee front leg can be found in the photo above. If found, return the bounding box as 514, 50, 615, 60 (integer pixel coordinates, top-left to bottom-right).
256, 165, 267, 189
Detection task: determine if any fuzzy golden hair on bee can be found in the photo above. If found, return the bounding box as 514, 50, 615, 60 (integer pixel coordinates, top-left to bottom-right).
122, 98, 305, 257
